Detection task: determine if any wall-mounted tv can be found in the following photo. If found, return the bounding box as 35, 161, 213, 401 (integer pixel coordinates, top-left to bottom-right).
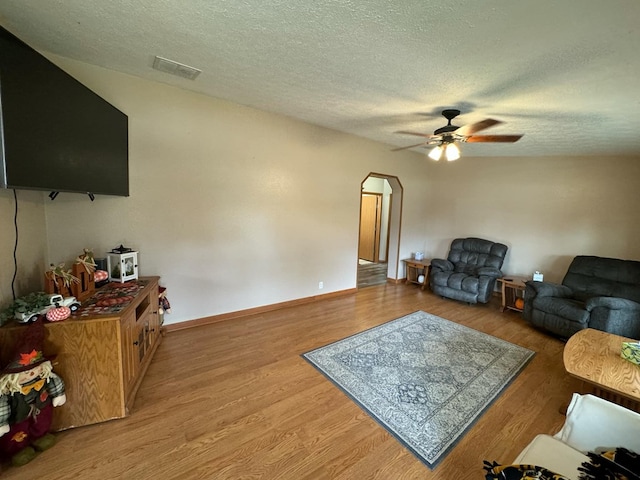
0, 25, 129, 197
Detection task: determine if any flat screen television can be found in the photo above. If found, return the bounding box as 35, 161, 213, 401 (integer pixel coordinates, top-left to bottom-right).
0, 25, 129, 197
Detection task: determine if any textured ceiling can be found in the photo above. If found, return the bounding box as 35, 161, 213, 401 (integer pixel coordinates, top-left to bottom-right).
1, 0, 640, 157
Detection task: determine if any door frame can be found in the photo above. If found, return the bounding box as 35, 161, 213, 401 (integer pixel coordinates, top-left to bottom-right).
357, 173, 403, 283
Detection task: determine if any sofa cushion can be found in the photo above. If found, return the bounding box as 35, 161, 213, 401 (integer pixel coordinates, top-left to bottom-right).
450, 272, 471, 290
447, 237, 507, 269
563, 256, 640, 303
453, 262, 477, 274
512, 434, 586, 480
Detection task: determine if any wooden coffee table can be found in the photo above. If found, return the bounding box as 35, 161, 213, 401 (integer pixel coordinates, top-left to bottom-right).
563, 328, 640, 411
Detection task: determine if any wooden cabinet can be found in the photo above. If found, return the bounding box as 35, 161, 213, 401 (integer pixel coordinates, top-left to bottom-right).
0, 276, 161, 431
402, 258, 431, 290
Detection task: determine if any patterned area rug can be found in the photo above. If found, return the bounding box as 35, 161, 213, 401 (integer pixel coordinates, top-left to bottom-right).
302, 311, 535, 468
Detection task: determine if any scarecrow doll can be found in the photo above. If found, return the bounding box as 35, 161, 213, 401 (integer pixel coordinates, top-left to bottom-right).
0, 319, 66, 466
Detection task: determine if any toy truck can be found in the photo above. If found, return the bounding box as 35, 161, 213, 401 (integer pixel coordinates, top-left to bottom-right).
15, 294, 81, 323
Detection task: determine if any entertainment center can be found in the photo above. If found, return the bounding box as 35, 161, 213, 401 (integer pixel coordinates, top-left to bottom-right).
0, 277, 161, 431
0, 22, 140, 434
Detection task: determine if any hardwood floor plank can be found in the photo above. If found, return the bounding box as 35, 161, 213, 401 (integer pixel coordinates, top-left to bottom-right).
0, 284, 583, 479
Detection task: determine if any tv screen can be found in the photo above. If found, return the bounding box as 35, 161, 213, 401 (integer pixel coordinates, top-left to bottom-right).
0, 25, 129, 197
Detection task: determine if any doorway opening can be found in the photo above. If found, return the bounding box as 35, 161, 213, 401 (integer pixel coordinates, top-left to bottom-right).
357, 173, 403, 288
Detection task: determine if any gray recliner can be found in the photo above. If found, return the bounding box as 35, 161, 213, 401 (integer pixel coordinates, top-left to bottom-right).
429, 237, 508, 304
523, 256, 640, 339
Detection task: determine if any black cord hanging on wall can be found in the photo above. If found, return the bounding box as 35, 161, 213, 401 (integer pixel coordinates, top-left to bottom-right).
11, 189, 19, 300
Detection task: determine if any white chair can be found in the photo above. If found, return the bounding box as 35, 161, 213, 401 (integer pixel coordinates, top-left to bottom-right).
514, 393, 640, 479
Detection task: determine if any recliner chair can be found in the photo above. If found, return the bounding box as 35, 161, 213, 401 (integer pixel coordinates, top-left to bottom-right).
523, 255, 640, 338
429, 237, 508, 304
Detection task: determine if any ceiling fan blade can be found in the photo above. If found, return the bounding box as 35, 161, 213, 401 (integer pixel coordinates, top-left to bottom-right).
455, 118, 501, 136
465, 134, 523, 143
391, 141, 430, 151
394, 130, 436, 139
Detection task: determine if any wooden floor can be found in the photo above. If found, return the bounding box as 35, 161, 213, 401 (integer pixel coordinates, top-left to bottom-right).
357, 261, 388, 288
2, 284, 580, 479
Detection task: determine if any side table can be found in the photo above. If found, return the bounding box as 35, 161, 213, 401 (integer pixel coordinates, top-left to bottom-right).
497, 276, 528, 313
402, 258, 431, 290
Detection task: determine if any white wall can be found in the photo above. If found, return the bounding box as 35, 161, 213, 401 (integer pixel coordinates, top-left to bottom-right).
40, 57, 432, 325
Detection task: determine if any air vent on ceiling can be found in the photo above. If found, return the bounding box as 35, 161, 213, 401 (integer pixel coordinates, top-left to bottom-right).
152, 56, 201, 80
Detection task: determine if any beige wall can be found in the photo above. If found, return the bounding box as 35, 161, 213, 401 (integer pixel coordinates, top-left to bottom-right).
424, 155, 640, 283
0, 189, 47, 307
40, 57, 432, 325
2, 55, 639, 325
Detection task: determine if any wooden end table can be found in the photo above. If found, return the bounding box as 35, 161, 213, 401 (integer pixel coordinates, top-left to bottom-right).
563, 328, 640, 412
402, 258, 431, 290
497, 276, 528, 313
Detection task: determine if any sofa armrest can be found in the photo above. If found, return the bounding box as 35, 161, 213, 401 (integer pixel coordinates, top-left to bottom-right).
554, 393, 640, 453
476, 267, 503, 278
585, 296, 640, 312
430, 258, 453, 272
587, 298, 640, 338
525, 280, 573, 298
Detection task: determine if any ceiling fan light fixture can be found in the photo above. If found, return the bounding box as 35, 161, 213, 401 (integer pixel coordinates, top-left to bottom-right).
445, 143, 460, 161
393, 109, 523, 159
428, 145, 443, 161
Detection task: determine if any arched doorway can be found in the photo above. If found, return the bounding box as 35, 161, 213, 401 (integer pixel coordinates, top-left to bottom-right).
357, 173, 403, 288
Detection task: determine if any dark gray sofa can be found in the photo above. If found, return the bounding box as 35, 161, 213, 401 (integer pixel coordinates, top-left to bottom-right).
429, 237, 508, 304
523, 256, 640, 338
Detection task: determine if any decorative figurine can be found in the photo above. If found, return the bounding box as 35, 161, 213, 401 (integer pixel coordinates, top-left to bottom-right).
0, 320, 66, 466
72, 248, 98, 301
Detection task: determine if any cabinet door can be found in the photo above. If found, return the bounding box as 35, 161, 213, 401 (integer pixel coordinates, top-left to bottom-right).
146, 285, 160, 349
121, 312, 140, 394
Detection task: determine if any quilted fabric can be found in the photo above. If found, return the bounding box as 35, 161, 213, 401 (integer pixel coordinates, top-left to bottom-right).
46, 306, 71, 322
94, 270, 108, 282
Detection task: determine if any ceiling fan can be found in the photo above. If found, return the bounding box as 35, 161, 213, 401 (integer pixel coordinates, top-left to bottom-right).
392, 109, 523, 161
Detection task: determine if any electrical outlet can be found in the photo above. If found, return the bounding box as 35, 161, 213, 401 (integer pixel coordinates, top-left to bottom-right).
318, 281, 324, 289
